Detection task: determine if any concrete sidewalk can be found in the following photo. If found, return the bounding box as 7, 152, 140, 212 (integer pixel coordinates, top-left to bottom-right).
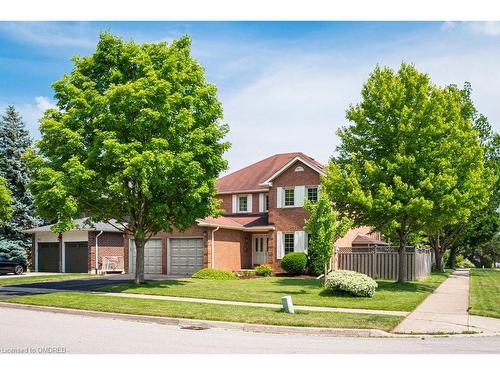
0, 285, 407, 316
393, 269, 500, 334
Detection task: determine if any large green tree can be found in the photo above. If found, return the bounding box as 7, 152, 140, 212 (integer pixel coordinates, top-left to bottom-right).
323, 63, 494, 282
304, 190, 352, 283
0, 106, 41, 263
0, 177, 13, 223
27, 33, 230, 283
428, 83, 499, 270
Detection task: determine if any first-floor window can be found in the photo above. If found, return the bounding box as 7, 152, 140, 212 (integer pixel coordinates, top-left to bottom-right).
284, 233, 294, 254
239, 195, 248, 212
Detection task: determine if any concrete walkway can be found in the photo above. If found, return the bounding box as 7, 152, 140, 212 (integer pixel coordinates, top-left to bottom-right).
0, 285, 407, 316
393, 269, 500, 334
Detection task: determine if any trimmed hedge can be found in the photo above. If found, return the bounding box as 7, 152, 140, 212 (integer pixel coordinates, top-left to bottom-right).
325, 270, 378, 297
192, 268, 238, 280
255, 264, 273, 277
281, 252, 307, 275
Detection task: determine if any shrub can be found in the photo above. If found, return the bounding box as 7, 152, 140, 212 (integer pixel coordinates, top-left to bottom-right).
457, 257, 475, 268
192, 268, 238, 280
281, 252, 307, 275
255, 264, 273, 277
325, 270, 378, 297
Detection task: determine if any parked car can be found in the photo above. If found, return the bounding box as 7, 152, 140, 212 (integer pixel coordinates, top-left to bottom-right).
0, 256, 25, 275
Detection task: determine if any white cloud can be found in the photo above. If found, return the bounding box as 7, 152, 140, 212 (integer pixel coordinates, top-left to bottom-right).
467, 21, 500, 36
35, 96, 57, 112
0, 22, 96, 48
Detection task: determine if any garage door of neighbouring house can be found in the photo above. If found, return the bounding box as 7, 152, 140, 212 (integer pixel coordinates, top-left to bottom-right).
170, 238, 204, 275
65, 242, 88, 273
38, 242, 60, 272
129, 239, 163, 274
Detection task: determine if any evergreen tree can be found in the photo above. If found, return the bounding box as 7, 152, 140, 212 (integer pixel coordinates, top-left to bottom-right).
0, 105, 41, 263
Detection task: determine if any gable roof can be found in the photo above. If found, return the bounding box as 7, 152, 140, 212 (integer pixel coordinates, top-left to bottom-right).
216, 152, 325, 193
24, 217, 123, 233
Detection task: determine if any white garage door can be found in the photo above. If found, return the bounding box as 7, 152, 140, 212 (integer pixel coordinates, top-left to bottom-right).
170, 238, 204, 275
129, 239, 163, 274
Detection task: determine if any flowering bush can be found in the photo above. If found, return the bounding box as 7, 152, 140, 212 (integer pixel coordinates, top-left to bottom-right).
325, 270, 378, 297
255, 264, 273, 277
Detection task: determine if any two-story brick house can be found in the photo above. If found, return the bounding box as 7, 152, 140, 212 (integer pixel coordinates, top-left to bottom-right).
27, 152, 382, 275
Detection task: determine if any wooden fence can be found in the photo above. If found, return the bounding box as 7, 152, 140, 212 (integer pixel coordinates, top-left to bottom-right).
334, 246, 432, 280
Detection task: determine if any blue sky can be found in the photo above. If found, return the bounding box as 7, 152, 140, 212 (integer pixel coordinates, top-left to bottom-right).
1, 21, 499, 173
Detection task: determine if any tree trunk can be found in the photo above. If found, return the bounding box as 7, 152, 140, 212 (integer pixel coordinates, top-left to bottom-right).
430, 235, 445, 272
134, 236, 145, 284
449, 247, 458, 269
398, 230, 407, 283
323, 262, 328, 287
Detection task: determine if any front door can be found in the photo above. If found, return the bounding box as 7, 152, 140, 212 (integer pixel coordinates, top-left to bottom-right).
252, 235, 268, 266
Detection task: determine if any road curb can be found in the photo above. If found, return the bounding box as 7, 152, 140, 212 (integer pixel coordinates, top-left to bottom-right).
1, 302, 498, 338
0, 302, 392, 337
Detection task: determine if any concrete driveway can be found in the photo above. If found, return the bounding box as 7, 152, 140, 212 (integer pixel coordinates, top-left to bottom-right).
0, 273, 180, 299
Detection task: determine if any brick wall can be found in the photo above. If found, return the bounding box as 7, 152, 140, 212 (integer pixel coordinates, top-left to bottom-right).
88, 231, 125, 272
212, 228, 252, 271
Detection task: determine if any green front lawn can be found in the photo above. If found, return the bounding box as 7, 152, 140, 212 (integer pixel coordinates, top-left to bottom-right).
469, 269, 500, 318
0, 273, 97, 287
2, 292, 402, 331
97, 271, 451, 312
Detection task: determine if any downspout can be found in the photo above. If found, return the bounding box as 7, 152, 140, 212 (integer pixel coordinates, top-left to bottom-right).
95, 230, 104, 274
211, 226, 220, 269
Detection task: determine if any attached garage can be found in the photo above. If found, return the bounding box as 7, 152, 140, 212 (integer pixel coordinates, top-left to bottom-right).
38, 242, 60, 272
64, 242, 89, 273
129, 238, 163, 274
169, 238, 204, 275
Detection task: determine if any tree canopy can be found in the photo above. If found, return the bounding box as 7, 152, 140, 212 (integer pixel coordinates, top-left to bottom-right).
323, 63, 495, 281
0, 106, 40, 262
0, 176, 13, 223
27, 33, 230, 282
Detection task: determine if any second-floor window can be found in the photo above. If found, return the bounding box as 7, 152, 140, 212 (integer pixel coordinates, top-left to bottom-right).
284, 233, 295, 254
284, 188, 295, 207
307, 187, 318, 203
239, 195, 248, 212
265, 194, 269, 211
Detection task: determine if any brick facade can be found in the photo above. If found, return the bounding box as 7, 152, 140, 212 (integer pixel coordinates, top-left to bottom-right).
88, 231, 126, 272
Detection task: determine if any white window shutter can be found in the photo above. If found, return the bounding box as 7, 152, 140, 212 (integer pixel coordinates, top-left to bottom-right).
276, 231, 284, 259
294, 231, 305, 253
295, 186, 305, 207
247, 194, 253, 212
232, 194, 237, 213
259, 193, 264, 212
277, 187, 283, 208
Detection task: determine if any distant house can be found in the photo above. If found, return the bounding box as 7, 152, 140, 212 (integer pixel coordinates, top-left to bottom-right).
27, 152, 381, 275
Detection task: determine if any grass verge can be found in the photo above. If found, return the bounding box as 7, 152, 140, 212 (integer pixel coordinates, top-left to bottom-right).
0, 273, 97, 287
469, 269, 500, 318
1, 292, 402, 331
96, 271, 451, 312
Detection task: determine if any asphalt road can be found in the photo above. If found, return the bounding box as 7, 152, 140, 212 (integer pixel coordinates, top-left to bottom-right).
0, 306, 499, 354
